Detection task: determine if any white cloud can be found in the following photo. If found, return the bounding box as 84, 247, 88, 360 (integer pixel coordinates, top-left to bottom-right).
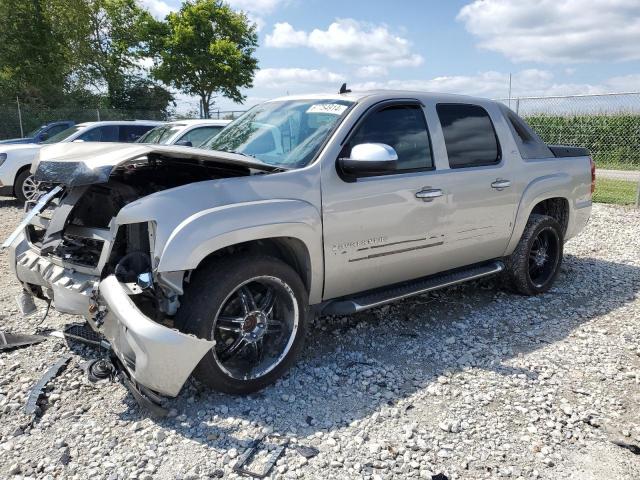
225, 0, 287, 14
356, 65, 389, 78
458, 0, 640, 64
265, 19, 424, 67
254, 68, 345, 88
266, 22, 308, 47
349, 69, 640, 99
138, 0, 174, 19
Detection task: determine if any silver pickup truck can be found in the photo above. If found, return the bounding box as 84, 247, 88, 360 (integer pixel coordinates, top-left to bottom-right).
4, 91, 593, 401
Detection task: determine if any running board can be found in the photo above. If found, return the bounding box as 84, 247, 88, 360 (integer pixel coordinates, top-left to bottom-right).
322, 261, 504, 315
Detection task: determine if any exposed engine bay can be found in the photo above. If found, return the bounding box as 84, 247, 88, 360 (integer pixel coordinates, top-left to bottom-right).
23, 154, 256, 323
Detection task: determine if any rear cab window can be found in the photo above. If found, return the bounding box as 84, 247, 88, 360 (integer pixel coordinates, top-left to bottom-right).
500, 106, 553, 159
436, 103, 501, 168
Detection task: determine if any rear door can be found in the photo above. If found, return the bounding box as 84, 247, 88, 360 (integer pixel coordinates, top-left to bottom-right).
424, 102, 520, 267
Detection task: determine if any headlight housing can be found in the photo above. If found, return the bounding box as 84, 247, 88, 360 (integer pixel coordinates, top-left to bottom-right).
0, 153, 7, 167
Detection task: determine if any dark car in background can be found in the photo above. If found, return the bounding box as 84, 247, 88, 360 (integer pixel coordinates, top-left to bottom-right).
0, 121, 75, 145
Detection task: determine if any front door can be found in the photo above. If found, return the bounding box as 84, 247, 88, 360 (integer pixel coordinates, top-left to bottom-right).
321, 102, 450, 299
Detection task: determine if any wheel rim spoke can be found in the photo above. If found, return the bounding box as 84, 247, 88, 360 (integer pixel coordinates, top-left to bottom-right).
259, 287, 275, 314
238, 286, 257, 314
219, 335, 247, 361
266, 318, 283, 334
217, 316, 244, 333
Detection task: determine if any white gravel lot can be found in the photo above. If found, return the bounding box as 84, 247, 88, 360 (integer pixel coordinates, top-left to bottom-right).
1, 198, 639, 480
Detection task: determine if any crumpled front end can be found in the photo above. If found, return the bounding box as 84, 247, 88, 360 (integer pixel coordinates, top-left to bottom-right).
5, 150, 256, 397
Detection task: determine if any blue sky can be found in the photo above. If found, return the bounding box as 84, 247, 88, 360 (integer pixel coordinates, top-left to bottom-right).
143, 0, 640, 112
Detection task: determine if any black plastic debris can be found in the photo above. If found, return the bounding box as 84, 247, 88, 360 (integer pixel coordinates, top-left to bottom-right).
25, 355, 73, 416
122, 377, 168, 418
292, 444, 319, 459
86, 359, 116, 382
61, 323, 106, 347
233, 435, 287, 478
0, 330, 47, 351
612, 439, 640, 455
432, 474, 449, 480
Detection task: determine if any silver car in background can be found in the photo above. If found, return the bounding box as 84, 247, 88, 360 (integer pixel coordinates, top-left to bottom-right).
137, 119, 231, 147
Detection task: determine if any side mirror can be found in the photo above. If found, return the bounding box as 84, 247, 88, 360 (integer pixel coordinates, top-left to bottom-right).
175, 139, 193, 147
338, 143, 398, 176
39, 132, 49, 141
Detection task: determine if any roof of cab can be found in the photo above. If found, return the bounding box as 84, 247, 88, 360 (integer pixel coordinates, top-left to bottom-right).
268, 89, 497, 106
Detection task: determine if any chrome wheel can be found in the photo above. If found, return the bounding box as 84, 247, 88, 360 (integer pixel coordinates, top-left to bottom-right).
21, 174, 39, 201
211, 276, 299, 381
527, 226, 560, 288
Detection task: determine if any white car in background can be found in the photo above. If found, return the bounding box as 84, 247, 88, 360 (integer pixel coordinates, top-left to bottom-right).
136, 119, 231, 147
0, 120, 162, 202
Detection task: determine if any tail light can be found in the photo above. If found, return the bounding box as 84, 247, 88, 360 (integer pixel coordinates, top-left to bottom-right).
590, 157, 596, 194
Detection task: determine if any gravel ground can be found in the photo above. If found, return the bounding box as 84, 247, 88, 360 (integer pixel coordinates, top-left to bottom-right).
1, 197, 639, 480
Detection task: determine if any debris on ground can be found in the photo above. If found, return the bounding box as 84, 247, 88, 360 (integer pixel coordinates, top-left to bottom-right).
0, 330, 47, 351
24, 354, 73, 416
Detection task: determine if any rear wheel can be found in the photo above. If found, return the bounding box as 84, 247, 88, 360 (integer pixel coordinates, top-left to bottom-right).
506, 214, 563, 295
177, 255, 308, 394
14, 169, 38, 202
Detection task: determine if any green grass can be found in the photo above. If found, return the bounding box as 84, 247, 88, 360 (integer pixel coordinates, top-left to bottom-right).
592, 177, 638, 205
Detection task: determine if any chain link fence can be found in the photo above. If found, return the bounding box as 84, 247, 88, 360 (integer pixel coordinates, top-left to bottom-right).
498, 92, 640, 207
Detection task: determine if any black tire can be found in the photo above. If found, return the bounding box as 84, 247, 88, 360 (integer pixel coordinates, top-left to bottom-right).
505, 214, 563, 295
177, 255, 309, 394
14, 169, 35, 203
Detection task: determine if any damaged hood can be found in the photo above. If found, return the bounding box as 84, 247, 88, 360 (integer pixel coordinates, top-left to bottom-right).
33, 142, 280, 186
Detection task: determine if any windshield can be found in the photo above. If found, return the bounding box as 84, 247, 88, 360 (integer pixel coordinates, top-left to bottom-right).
202, 99, 353, 168
42, 126, 82, 144
137, 124, 183, 144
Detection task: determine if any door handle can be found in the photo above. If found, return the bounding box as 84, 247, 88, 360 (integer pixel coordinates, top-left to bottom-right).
415, 188, 443, 202
491, 179, 511, 190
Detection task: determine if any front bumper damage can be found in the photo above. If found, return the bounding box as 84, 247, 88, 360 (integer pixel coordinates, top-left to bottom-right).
98, 275, 215, 397
6, 190, 215, 398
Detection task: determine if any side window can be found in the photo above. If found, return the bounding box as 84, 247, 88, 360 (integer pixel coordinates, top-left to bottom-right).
78, 125, 119, 142
178, 126, 222, 146
346, 104, 433, 171
120, 125, 153, 142
436, 104, 500, 168
46, 124, 68, 137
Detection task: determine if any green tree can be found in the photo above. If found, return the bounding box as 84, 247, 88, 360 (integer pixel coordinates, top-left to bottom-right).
149, 0, 259, 118
0, 0, 72, 104
75, 0, 158, 107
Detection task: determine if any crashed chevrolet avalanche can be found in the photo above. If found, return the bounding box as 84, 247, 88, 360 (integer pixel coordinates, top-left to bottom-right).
4, 91, 593, 402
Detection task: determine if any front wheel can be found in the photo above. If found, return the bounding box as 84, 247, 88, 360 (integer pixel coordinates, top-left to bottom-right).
505, 214, 563, 295
15, 170, 38, 203
177, 255, 309, 394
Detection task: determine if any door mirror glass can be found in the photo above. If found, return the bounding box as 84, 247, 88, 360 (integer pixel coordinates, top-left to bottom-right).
339, 143, 398, 175
174, 139, 193, 147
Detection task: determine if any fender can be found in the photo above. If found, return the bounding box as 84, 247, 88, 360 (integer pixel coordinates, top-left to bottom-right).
157, 199, 324, 304
504, 172, 572, 255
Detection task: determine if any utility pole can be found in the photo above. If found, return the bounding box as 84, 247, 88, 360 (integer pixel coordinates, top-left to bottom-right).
508, 73, 512, 109
16, 97, 24, 138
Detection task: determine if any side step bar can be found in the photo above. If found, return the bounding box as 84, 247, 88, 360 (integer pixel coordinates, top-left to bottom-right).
322, 261, 504, 315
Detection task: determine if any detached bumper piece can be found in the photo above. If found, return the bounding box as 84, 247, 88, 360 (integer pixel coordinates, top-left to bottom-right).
98, 275, 215, 397
0, 330, 47, 351
25, 355, 73, 416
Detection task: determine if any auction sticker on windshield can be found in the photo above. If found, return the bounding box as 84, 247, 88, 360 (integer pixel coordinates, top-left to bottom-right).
306, 104, 349, 115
